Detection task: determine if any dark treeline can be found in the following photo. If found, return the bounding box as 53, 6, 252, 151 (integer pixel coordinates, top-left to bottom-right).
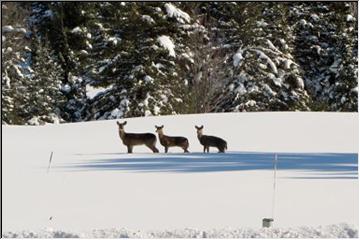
1, 2, 358, 125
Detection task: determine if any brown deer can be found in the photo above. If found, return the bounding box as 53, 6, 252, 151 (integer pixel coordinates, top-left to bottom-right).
116, 121, 159, 153
195, 125, 227, 153
155, 125, 189, 153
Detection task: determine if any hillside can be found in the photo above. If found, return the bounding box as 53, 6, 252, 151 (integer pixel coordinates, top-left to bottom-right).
1, 2, 358, 125
2, 112, 358, 236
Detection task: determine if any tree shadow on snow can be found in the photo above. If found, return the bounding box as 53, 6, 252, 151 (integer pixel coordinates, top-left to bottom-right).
59, 152, 358, 179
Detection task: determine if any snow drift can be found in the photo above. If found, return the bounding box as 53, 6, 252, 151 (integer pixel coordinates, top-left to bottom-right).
2, 223, 358, 238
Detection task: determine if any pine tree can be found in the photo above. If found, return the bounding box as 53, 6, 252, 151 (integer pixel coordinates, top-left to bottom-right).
1, 2, 33, 124
24, 37, 66, 124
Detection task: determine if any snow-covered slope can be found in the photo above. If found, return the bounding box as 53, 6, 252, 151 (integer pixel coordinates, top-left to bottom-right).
2, 112, 358, 235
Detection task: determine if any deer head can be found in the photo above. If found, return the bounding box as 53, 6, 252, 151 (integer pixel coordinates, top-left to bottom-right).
117, 121, 127, 131
195, 125, 204, 136
155, 125, 164, 134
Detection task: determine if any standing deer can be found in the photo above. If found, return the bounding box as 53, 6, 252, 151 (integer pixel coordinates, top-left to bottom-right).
155, 125, 189, 153
116, 121, 159, 153
195, 125, 227, 153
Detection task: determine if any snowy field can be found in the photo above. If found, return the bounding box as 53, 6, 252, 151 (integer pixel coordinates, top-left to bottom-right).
2, 112, 359, 238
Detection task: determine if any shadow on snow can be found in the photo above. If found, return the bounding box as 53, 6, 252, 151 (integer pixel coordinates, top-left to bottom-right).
59, 151, 358, 179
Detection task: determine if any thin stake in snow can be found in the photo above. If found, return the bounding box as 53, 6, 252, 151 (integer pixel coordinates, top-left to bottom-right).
263, 153, 278, 228
47, 151, 53, 173
271, 153, 278, 220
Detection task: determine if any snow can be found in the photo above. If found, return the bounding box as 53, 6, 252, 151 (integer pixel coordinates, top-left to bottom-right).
2, 224, 358, 238
61, 84, 71, 93
351, 87, 358, 93
346, 14, 355, 22
79, 50, 89, 55
235, 83, 246, 95
254, 49, 278, 74
256, 19, 268, 27
266, 39, 282, 54
70, 26, 82, 34
329, 58, 342, 73
157, 35, 176, 57
181, 53, 194, 64
43, 10, 54, 18
4, 74, 11, 88
1, 26, 28, 34
153, 105, 161, 115
108, 36, 121, 45
144, 75, 154, 83
27, 116, 41, 126
141, 15, 155, 24
311, 13, 320, 22
86, 40, 93, 49
164, 3, 191, 24
245, 100, 256, 107
299, 19, 307, 27
144, 110, 152, 116
13, 65, 24, 78
24, 46, 31, 52
110, 108, 124, 119
296, 77, 305, 89
86, 85, 112, 99
263, 84, 276, 96
279, 38, 288, 50
272, 77, 282, 87
2, 112, 358, 234
2, 25, 14, 32
233, 51, 244, 67
16, 27, 27, 34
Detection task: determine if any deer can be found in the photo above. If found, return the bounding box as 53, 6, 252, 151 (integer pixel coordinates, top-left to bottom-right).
195, 125, 227, 153
155, 125, 189, 153
116, 121, 159, 153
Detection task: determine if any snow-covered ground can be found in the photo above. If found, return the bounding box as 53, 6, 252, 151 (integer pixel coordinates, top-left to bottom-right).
2, 112, 358, 237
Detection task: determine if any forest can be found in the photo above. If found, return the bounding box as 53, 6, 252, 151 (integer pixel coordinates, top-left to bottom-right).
1, 2, 358, 125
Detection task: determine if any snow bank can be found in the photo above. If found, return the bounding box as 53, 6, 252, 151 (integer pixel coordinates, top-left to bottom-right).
157, 35, 176, 57
2, 224, 358, 238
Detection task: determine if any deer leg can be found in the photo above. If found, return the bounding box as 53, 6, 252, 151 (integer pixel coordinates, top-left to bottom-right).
183, 141, 189, 153
147, 144, 159, 153
165, 146, 168, 153
153, 146, 159, 153
127, 145, 133, 154
207, 146, 210, 153
203, 146, 206, 153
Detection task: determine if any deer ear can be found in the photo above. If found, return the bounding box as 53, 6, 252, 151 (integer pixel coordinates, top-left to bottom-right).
123, 121, 127, 125
155, 125, 159, 129
161, 125, 164, 128
200, 125, 204, 129
116, 121, 120, 126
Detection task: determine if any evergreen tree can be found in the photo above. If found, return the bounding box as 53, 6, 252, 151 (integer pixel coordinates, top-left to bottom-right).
24, 37, 66, 124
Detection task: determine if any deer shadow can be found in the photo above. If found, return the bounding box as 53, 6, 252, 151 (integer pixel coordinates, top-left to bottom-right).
60, 152, 358, 179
